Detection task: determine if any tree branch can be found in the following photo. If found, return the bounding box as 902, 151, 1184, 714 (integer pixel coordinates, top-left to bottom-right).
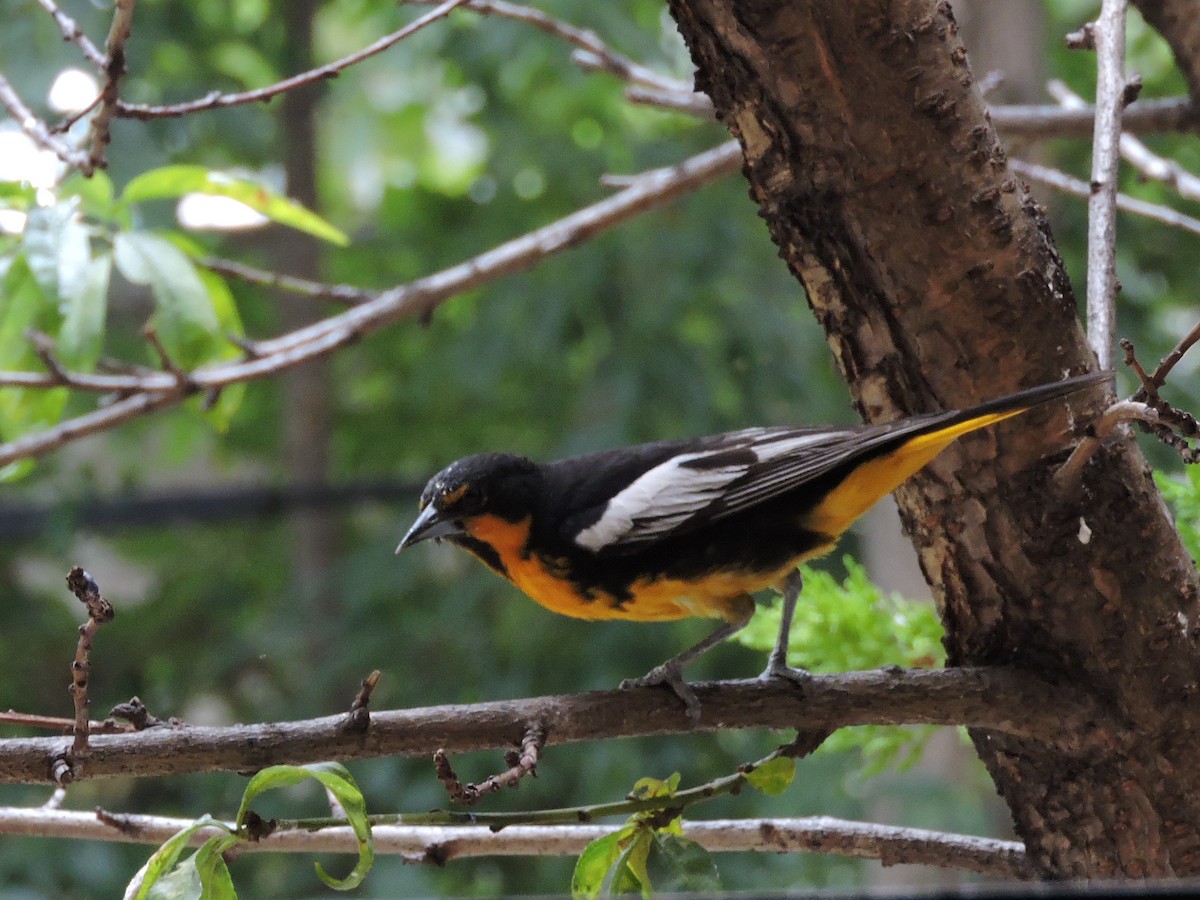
1085, 0, 1131, 370
1009, 159, 1200, 236
0, 667, 1116, 785
0, 72, 90, 169
113, 0, 469, 121
0, 141, 742, 468
0, 806, 1028, 876
33, 0, 107, 68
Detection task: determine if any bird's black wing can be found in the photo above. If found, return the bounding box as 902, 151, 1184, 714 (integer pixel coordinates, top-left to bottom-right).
566, 424, 898, 553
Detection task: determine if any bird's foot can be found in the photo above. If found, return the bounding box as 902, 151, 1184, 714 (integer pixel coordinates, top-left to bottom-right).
621, 664, 702, 721
759, 652, 813, 693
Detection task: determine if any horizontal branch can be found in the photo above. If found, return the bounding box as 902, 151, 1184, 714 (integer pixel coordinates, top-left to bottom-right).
0, 667, 1113, 785
625, 82, 1197, 140
114, 0, 469, 120
1011, 159, 1200, 236
0, 807, 1027, 876
0, 141, 742, 468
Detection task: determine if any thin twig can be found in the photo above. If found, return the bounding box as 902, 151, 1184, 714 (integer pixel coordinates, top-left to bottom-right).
202, 257, 374, 306
0, 71, 90, 169
340, 671, 381, 734
1049, 80, 1200, 202
114, 0, 468, 121
1010, 159, 1200, 236
33, 0, 106, 67
1147, 320, 1200, 389
436, 722, 547, 805
1085, 0, 1130, 370
0, 711, 131, 735
411, 0, 688, 94
0, 141, 742, 467
64, 568, 115, 759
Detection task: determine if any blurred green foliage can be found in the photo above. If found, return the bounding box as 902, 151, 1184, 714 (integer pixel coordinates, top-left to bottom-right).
1, 0, 1198, 896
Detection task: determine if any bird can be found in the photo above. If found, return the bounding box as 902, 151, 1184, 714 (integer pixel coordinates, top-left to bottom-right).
398, 370, 1108, 718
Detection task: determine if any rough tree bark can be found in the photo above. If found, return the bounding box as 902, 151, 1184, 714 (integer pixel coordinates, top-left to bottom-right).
666, 0, 1200, 879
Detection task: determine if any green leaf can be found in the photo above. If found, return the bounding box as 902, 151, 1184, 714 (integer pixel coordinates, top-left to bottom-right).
0, 180, 36, 208
611, 829, 653, 898
629, 772, 680, 800
235, 762, 374, 891
120, 165, 348, 246
0, 459, 35, 482
188, 837, 238, 900
128, 815, 236, 900
647, 833, 721, 894
113, 231, 222, 369
1157, 468, 1200, 563
0, 254, 68, 440
57, 252, 110, 369
744, 755, 795, 796
22, 204, 72, 303
571, 829, 627, 900
61, 171, 117, 223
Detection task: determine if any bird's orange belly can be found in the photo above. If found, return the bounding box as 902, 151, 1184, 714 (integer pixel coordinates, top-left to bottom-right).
462, 513, 823, 623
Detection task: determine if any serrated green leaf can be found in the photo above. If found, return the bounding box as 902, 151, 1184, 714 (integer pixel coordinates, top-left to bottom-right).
571, 830, 625, 900
113, 231, 222, 369
120, 165, 348, 245
744, 755, 795, 796
57, 252, 110, 369
647, 833, 721, 894
235, 762, 373, 891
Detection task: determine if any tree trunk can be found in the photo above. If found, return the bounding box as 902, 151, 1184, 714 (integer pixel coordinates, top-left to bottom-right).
666, 0, 1200, 878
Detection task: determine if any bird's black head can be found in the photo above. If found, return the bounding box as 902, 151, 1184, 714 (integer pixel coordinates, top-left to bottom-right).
397, 452, 539, 552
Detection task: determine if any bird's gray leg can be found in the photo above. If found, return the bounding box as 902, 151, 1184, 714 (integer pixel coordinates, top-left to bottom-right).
621, 599, 754, 721
761, 568, 812, 688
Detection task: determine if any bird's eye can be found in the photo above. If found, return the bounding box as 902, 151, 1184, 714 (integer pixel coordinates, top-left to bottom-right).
441, 483, 470, 508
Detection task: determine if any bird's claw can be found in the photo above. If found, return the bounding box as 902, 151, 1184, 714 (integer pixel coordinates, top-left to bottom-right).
759, 653, 813, 693
621, 665, 702, 721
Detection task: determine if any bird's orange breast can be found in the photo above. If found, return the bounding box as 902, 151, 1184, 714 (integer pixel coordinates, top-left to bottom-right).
462, 514, 813, 624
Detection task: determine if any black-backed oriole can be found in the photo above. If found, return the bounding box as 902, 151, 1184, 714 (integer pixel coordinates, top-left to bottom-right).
399, 371, 1107, 717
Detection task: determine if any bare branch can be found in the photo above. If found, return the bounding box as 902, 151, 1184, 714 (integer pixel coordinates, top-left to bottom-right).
114, 0, 468, 121
33, 0, 106, 68
0, 142, 741, 468
82, 0, 135, 174
0, 72, 90, 169
1010, 159, 1200, 236
202, 257, 374, 306
0, 806, 1027, 875
0, 389, 193, 469
0, 667, 1116, 785
61, 568, 115, 771
1049, 80, 1200, 202
994, 95, 1197, 138
412, 0, 689, 93
1086, 0, 1131, 370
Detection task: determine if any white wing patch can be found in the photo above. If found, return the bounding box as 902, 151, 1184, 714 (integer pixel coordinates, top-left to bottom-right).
573, 450, 744, 551
572, 430, 837, 552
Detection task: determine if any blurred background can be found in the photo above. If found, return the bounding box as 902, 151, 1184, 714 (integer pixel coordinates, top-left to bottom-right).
1, 0, 1198, 895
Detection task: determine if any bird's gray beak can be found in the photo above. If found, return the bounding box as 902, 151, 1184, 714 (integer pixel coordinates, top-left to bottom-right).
396, 504, 463, 553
